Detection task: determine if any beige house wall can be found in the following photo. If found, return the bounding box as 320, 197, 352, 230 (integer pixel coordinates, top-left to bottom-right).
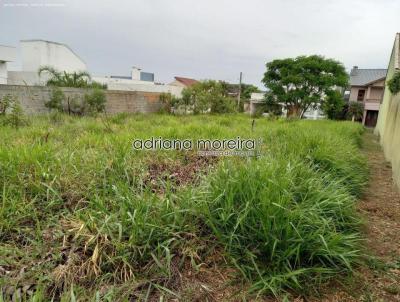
375, 33, 400, 188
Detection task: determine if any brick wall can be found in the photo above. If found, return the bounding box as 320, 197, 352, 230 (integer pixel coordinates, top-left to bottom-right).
0, 84, 164, 114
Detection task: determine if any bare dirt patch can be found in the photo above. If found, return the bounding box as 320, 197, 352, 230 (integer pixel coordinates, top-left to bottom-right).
144, 152, 218, 193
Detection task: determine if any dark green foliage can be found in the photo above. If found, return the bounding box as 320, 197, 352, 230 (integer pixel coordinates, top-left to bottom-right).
178, 80, 237, 114
38, 66, 106, 89
387, 72, 400, 95
3, 100, 29, 128
220, 81, 260, 99
321, 90, 346, 120
45, 87, 65, 112
159, 92, 179, 113
264, 92, 284, 115
347, 101, 364, 122
262, 55, 348, 117
84, 89, 107, 114
0, 94, 14, 115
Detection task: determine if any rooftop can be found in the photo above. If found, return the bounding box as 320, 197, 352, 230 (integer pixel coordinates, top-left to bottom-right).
350, 67, 387, 86
174, 76, 198, 87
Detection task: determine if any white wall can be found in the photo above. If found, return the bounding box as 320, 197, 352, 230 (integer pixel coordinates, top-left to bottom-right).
7, 71, 50, 86
93, 76, 184, 97
250, 92, 265, 101
0, 45, 17, 62
0, 45, 17, 84
0, 62, 7, 84
21, 40, 87, 72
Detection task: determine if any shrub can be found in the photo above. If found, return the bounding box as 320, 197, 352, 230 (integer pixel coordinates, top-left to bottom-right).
84, 88, 106, 114
45, 87, 65, 112
387, 72, 400, 95
179, 80, 237, 114
3, 100, 29, 128
210, 95, 236, 114
159, 92, 179, 113
0, 94, 15, 115
67, 96, 86, 115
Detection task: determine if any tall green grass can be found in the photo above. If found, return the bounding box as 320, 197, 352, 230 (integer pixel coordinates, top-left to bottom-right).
0, 114, 367, 300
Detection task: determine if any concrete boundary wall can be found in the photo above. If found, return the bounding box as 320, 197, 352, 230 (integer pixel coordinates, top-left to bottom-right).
375, 33, 400, 187
0, 84, 164, 114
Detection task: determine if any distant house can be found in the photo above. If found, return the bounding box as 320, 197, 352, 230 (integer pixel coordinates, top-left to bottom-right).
169, 76, 198, 88
349, 66, 387, 127
247, 92, 324, 120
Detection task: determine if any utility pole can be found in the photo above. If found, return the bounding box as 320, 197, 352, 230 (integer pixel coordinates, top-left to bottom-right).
237, 72, 242, 110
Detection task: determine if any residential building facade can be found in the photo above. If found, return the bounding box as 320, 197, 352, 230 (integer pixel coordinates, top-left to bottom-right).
349, 66, 387, 127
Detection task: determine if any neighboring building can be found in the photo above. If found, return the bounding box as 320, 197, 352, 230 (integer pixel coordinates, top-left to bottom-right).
20, 39, 87, 72
375, 33, 400, 187
93, 67, 183, 97
349, 66, 387, 127
169, 76, 198, 88
246, 92, 323, 119
0, 45, 16, 84
1, 39, 185, 97
7, 39, 87, 85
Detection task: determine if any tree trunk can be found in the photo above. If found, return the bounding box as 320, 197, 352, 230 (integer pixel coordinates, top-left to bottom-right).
352, 115, 355, 122
287, 105, 302, 118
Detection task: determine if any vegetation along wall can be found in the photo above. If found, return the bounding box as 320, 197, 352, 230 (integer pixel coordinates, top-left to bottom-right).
375, 33, 400, 187
0, 84, 164, 114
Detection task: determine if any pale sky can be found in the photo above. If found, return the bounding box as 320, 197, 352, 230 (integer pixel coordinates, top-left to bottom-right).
1, 0, 399, 88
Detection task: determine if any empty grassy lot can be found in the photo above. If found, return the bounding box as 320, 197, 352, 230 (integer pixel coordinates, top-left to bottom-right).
0, 114, 368, 301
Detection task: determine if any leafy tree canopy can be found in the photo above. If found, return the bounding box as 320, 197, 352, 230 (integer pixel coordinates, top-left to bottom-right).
179, 80, 236, 114
220, 82, 260, 99
262, 55, 348, 117
321, 90, 345, 120
38, 66, 106, 89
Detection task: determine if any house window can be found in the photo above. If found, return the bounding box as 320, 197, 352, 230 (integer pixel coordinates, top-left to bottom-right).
357, 89, 365, 101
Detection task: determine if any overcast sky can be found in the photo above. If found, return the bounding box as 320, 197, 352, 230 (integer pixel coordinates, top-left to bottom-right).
1, 0, 399, 88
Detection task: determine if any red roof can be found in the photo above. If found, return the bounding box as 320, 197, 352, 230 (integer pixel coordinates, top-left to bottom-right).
174, 76, 198, 87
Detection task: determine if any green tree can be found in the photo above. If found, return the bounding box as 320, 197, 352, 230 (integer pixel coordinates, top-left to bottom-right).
347, 101, 364, 122
262, 55, 348, 118
241, 84, 260, 99
4, 100, 28, 128
321, 90, 345, 120
179, 80, 236, 114
38, 66, 106, 89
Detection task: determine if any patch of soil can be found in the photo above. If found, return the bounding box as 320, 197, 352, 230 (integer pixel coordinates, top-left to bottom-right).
144, 152, 218, 193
